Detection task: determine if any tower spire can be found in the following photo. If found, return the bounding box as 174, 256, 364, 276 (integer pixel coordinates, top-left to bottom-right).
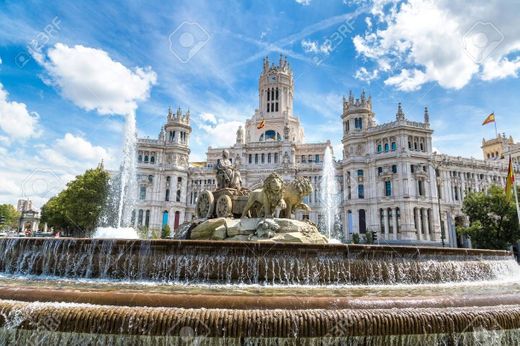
424, 106, 429, 124
396, 103, 405, 121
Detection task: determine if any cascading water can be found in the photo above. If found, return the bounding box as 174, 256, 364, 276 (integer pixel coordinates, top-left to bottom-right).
116, 113, 137, 228
95, 113, 138, 238
320, 146, 340, 240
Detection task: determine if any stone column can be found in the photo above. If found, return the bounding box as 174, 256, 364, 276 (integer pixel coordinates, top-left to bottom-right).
415, 208, 422, 241
421, 208, 430, 241
383, 208, 388, 240
392, 208, 398, 240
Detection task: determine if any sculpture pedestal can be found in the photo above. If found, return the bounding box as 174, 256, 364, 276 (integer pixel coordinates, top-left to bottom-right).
183, 218, 328, 244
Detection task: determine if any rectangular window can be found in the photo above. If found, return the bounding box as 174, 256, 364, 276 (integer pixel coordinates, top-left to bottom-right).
249, 154, 252, 164
411, 165, 415, 173
139, 186, 146, 200
268, 153, 271, 163
358, 185, 365, 199
418, 180, 425, 196
377, 167, 383, 175
315, 154, 320, 163
301, 155, 306, 163
357, 169, 364, 177
255, 154, 258, 164
385, 181, 392, 197
274, 153, 278, 163
392, 165, 397, 174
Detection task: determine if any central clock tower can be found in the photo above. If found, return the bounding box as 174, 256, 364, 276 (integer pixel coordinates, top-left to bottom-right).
259, 55, 294, 118
244, 55, 304, 144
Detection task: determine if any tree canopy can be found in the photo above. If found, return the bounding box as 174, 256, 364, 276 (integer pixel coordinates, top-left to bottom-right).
41, 166, 110, 237
0, 204, 20, 230
459, 185, 520, 250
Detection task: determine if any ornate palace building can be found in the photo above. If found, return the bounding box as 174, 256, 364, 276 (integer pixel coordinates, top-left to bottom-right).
135, 56, 516, 247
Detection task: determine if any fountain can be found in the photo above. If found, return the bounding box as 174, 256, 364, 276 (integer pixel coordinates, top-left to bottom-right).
1, 145, 519, 344
320, 146, 340, 240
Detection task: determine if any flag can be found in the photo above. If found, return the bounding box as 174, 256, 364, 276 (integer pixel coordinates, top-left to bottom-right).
482, 112, 495, 126
505, 156, 515, 201
257, 118, 265, 129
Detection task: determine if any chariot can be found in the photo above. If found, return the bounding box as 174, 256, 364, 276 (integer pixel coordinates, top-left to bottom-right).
195, 188, 250, 219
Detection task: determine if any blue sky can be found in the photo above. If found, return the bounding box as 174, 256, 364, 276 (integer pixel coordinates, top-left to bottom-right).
1, 0, 520, 207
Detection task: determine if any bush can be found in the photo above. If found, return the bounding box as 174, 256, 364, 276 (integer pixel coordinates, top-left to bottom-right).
161, 224, 171, 239
352, 233, 360, 244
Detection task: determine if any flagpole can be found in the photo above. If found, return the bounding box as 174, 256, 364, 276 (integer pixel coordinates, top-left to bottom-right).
514, 168, 520, 228
494, 113, 498, 138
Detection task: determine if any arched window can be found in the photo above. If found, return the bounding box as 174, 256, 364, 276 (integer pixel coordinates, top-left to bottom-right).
265, 130, 277, 141
144, 155, 149, 163
165, 189, 170, 201
384, 143, 389, 152
150, 156, 155, 164
145, 210, 150, 227
388, 208, 393, 233
162, 210, 169, 227
174, 211, 180, 230
391, 142, 397, 151
396, 208, 400, 233
138, 209, 144, 225
377, 144, 382, 153
359, 209, 366, 234
276, 88, 279, 100
267, 88, 270, 101
380, 209, 384, 233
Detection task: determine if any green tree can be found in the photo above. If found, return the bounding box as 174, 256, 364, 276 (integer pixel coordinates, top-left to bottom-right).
0, 204, 20, 230
459, 185, 520, 250
41, 165, 110, 237
161, 224, 171, 239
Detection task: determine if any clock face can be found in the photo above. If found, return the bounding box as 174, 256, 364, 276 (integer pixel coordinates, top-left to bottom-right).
268, 75, 277, 83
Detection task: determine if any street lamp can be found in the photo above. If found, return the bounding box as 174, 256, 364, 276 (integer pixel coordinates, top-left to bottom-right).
432, 154, 446, 247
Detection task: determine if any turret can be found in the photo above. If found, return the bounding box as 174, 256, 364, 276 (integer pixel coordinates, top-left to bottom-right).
424, 106, 429, 125
342, 90, 375, 137
164, 107, 191, 146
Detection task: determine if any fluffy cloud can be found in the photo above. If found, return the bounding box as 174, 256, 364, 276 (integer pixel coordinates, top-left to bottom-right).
301, 39, 332, 55
198, 120, 243, 149
200, 112, 217, 124
54, 133, 109, 162
0, 132, 114, 208
353, 0, 520, 91
0, 83, 40, 141
36, 43, 157, 115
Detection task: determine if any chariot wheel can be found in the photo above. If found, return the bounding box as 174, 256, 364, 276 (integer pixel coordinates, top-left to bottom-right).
215, 194, 233, 218
196, 190, 215, 219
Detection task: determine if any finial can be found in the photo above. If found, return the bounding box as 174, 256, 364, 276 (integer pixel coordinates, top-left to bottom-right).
424, 106, 429, 124
168, 106, 173, 117
396, 102, 405, 121
176, 107, 182, 117
361, 89, 366, 101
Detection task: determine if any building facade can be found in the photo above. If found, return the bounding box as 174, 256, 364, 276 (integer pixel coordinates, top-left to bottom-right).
135, 56, 516, 246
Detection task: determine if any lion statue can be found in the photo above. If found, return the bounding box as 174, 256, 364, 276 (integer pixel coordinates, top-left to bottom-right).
241, 173, 286, 218
280, 177, 313, 219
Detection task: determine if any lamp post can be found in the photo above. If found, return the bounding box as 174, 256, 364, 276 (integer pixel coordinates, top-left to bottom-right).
432, 154, 446, 247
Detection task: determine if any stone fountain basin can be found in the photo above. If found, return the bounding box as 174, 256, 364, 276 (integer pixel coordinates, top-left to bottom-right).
1, 238, 519, 342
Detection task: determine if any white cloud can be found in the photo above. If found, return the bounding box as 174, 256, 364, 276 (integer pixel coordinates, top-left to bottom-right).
198, 120, 243, 149
0, 83, 40, 142
200, 112, 217, 124
0, 132, 116, 208
295, 0, 311, 5
301, 39, 332, 55
36, 43, 157, 115
353, 0, 520, 90
354, 67, 379, 83
54, 133, 109, 162
0, 56, 2, 64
